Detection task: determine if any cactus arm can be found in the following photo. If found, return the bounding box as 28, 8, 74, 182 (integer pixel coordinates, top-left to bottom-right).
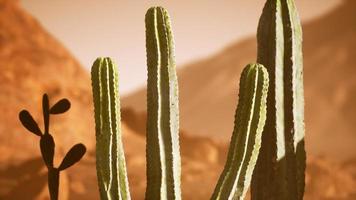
19, 110, 43, 136
252, 0, 286, 199
92, 58, 112, 198
42, 94, 50, 134
282, 0, 306, 198
91, 57, 131, 200
251, 0, 306, 199
232, 65, 269, 200
145, 6, 181, 200
211, 64, 250, 200
211, 64, 269, 200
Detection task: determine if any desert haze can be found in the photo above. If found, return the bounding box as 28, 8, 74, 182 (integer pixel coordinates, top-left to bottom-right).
20, 0, 343, 94
0, 0, 355, 199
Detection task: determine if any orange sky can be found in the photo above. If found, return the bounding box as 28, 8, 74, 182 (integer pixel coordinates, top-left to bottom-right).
21, 0, 341, 94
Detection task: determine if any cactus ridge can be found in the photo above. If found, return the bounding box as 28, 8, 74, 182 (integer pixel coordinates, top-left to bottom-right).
91, 58, 131, 200
211, 64, 269, 200
145, 6, 181, 200
282, 0, 306, 198
251, 0, 306, 199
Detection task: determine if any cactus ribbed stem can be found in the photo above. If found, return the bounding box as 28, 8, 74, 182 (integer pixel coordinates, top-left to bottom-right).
145, 7, 181, 200
251, 0, 306, 199
211, 64, 269, 200
91, 58, 131, 200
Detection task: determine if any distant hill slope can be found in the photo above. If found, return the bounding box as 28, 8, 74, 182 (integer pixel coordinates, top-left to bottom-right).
0, 0, 94, 163
122, 0, 356, 161
0, 0, 94, 199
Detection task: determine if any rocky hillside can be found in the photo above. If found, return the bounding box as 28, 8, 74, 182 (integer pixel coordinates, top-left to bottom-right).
0, 0, 94, 163
123, 0, 356, 162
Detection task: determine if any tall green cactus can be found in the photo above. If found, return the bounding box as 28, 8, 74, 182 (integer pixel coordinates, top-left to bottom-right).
89, 4, 309, 200
251, 0, 306, 199
145, 6, 181, 200
91, 58, 131, 200
211, 64, 269, 200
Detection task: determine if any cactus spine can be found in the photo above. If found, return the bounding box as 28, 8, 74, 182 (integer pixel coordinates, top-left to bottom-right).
145, 7, 181, 200
91, 58, 131, 200
251, 0, 306, 199
211, 64, 269, 200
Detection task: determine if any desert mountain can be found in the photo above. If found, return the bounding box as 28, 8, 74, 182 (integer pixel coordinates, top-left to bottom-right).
123, 0, 356, 162
0, 0, 95, 163
0, 0, 93, 198
0, 0, 355, 199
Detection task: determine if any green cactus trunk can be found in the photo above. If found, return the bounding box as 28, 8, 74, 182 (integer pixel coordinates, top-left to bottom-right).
145, 7, 181, 200
211, 64, 269, 200
91, 58, 131, 200
251, 0, 306, 199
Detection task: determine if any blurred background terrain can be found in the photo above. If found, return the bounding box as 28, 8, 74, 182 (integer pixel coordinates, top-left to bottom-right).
0, 0, 355, 199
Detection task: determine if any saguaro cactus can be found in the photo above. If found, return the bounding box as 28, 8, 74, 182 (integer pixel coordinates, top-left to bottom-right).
145, 6, 181, 200
251, 0, 306, 199
91, 58, 131, 200
211, 64, 269, 200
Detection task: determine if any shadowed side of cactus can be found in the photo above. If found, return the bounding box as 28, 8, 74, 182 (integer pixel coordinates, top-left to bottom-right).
251, 0, 306, 199
91, 58, 131, 200
145, 6, 181, 200
211, 64, 269, 200
19, 94, 86, 200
